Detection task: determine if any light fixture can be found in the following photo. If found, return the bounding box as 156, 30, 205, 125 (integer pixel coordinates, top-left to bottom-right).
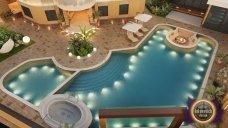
22, 36, 30, 44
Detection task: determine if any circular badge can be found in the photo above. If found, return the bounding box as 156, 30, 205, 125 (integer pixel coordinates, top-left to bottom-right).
190, 99, 216, 124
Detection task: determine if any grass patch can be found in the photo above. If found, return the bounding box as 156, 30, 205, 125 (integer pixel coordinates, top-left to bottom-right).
0, 40, 34, 62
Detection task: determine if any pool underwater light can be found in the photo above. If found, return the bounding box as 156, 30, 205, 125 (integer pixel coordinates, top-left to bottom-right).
34, 100, 41, 106
23, 94, 32, 100
131, 122, 140, 127
190, 83, 198, 90
114, 81, 122, 89
129, 65, 135, 71
123, 72, 130, 79
193, 74, 201, 80
18, 74, 26, 80
30, 67, 38, 72
169, 51, 177, 57
13, 89, 22, 95
130, 55, 137, 63
148, 122, 158, 127
9, 82, 16, 89
87, 102, 94, 109
57, 75, 65, 81
77, 94, 84, 100
184, 53, 192, 59
160, 44, 166, 49
88, 92, 95, 99
143, 46, 149, 50
101, 88, 110, 95
113, 123, 123, 128
94, 114, 99, 121
200, 59, 207, 64
42, 65, 49, 70
138, 52, 144, 57
197, 66, 204, 72
148, 40, 154, 44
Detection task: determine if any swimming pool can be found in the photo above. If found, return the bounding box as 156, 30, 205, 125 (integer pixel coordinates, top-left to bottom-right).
0, 24, 217, 127
61, 25, 216, 127
1, 58, 72, 108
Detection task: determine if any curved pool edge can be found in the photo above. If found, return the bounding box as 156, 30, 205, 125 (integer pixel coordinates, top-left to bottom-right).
0, 23, 219, 112
0, 57, 78, 110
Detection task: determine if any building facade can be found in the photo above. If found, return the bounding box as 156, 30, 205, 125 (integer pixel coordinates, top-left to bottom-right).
13, 0, 145, 25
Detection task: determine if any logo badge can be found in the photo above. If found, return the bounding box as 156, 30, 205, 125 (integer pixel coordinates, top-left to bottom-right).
184, 98, 223, 124
190, 99, 216, 123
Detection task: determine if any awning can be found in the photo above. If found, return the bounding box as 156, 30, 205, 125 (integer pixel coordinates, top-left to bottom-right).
134, 14, 152, 22
122, 22, 142, 33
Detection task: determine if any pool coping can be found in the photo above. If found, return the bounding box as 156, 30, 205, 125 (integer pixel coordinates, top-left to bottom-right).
0, 57, 78, 111
0, 23, 218, 117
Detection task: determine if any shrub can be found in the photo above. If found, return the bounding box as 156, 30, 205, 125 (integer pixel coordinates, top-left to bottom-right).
68, 26, 95, 57
146, 0, 172, 17
0, 10, 13, 18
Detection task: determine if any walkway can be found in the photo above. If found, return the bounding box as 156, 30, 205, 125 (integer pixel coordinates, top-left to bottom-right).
0, 103, 44, 128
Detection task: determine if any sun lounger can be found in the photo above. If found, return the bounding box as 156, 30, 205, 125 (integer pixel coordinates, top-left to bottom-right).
140, 26, 149, 32
0, 38, 14, 54
134, 31, 143, 37
127, 31, 138, 42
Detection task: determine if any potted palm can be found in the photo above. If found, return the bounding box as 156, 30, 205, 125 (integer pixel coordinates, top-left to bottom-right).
57, 13, 65, 26
92, 11, 100, 24
68, 26, 95, 57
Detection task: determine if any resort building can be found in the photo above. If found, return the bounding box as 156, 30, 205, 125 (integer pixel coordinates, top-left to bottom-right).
3, 0, 145, 27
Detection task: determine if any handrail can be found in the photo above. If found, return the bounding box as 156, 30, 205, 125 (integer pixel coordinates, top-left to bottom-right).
99, 107, 186, 128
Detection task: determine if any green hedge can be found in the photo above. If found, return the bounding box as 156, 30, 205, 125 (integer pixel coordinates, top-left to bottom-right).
146, 0, 172, 17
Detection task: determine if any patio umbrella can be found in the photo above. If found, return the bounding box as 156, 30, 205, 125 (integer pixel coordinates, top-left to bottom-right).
134, 14, 152, 23
122, 22, 143, 33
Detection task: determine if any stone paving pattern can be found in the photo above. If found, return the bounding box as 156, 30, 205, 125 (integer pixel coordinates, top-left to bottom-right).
0, 9, 228, 127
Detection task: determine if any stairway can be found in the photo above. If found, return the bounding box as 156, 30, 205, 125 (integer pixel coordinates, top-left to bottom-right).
65, 10, 94, 33
206, 7, 227, 25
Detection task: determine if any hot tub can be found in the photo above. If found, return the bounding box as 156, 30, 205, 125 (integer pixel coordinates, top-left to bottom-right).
39, 94, 92, 128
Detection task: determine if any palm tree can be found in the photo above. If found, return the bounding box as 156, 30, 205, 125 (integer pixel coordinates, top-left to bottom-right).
92, 10, 100, 23
205, 85, 225, 103
216, 52, 228, 64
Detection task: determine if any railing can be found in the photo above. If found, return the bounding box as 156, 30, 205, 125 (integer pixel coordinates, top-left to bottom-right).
55, 0, 96, 11
99, 107, 186, 128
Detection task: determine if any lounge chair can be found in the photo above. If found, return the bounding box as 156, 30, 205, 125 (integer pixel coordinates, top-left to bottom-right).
140, 26, 149, 32
134, 31, 143, 37
0, 38, 14, 54
127, 31, 138, 42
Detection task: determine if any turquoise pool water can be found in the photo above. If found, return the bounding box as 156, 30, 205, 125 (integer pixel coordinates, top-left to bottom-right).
5, 64, 68, 106
63, 28, 214, 127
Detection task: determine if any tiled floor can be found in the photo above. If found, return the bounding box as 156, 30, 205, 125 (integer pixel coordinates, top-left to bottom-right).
0, 9, 228, 127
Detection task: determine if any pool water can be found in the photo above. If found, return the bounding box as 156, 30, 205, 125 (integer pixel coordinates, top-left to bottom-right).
64, 29, 213, 127
5, 64, 68, 106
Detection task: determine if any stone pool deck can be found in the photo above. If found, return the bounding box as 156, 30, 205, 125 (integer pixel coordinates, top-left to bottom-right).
0, 9, 228, 127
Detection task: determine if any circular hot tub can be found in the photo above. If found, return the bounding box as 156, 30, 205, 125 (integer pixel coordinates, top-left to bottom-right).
39, 94, 92, 128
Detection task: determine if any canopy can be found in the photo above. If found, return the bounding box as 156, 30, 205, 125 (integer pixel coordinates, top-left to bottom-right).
134, 14, 152, 22
122, 22, 142, 33
0, 38, 14, 54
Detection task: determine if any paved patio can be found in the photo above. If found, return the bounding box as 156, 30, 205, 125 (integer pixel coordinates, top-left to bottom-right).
0, 9, 228, 127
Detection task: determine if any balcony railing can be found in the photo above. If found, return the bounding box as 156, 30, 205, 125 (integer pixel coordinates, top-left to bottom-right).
55, 0, 96, 11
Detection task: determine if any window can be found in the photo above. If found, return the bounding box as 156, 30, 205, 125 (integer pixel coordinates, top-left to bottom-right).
45, 10, 58, 21
119, 4, 129, 15
21, 6, 33, 18
98, 6, 108, 16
